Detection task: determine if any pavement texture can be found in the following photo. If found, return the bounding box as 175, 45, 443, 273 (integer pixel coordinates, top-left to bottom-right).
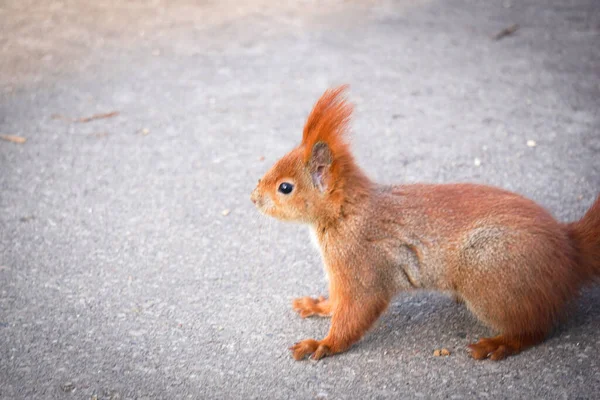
1, 0, 599, 399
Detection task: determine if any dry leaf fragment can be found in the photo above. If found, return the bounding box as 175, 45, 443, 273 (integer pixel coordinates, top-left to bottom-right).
493, 24, 519, 41
76, 111, 119, 123
51, 111, 119, 123
221, 209, 231, 216
433, 348, 451, 357
0, 134, 27, 144
258, 155, 265, 161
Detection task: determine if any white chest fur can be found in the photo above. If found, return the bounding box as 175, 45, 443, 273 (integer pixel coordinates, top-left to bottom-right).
308, 226, 320, 250
307, 226, 329, 282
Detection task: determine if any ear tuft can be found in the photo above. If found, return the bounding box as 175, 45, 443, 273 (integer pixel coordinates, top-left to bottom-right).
301, 85, 353, 165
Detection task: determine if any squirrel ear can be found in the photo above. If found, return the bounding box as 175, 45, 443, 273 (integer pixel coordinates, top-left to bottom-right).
309, 142, 332, 192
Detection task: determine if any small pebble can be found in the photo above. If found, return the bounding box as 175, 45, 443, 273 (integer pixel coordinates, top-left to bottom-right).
141, 128, 150, 135
61, 382, 75, 393
433, 348, 451, 357
526, 139, 536, 147
221, 209, 231, 216
474, 158, 482, 167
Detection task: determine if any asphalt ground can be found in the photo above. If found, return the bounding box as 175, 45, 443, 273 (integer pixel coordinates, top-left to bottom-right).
1, 0, 599, 399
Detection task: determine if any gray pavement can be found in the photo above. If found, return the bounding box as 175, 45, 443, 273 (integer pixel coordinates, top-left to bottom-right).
1, 0, 599, 399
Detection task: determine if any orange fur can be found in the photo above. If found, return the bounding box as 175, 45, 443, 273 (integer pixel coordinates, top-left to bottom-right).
301, 85, 353, 164
292, 296, 332, 318
251, 86, 600, 361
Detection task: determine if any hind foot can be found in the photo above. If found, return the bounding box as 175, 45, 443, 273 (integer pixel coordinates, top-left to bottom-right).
467, 333, 545, 361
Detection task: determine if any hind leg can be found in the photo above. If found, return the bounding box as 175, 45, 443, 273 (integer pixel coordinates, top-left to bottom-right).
468, 332, 546, 361
455, 232, 567, 361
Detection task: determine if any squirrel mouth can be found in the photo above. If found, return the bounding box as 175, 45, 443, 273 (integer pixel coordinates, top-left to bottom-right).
250, 193, 273, 216
255, 202, 273, 216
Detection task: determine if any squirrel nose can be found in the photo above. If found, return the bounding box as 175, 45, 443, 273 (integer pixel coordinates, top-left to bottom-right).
250, 189, 258, 204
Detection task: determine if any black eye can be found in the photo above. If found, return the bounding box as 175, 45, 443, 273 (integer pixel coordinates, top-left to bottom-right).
278, 182, 294, 194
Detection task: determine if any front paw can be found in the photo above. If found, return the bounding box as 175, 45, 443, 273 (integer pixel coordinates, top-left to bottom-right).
289, 339, 331, 360
292, 296, 330, 318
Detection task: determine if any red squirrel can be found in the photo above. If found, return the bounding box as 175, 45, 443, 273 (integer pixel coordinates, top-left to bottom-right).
250, 86, 600, 361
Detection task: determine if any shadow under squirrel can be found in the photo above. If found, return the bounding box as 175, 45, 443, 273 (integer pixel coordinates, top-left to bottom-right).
250, 86, 600, 361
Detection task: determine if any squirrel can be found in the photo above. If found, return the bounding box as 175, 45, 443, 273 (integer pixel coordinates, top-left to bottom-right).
250, 86, 600, 361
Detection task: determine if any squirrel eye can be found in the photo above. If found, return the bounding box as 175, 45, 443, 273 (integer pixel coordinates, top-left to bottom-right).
278, 182, 294, 195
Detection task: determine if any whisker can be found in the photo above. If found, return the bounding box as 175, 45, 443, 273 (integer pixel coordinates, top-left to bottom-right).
249, 212, 262, 279
268, 218, 275, 268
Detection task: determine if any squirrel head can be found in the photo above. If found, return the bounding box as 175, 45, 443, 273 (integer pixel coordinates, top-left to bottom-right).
251, 85, 370, 224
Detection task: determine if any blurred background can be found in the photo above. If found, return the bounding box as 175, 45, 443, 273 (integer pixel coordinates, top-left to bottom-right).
1, 1, 599, 399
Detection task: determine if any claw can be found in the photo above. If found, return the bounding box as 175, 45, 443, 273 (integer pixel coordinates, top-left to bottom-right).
290, 339, 320, 360
312, 344, 330, 360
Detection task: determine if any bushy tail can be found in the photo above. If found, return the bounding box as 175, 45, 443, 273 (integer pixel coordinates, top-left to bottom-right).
566, 195, 600, 281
